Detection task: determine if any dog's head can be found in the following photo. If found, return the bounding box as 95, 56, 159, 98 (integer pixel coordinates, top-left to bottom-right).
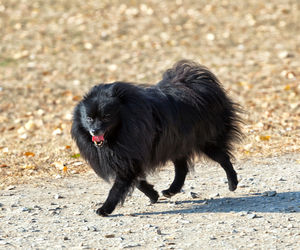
79, 84, 122, 147
78, 82, 144, 147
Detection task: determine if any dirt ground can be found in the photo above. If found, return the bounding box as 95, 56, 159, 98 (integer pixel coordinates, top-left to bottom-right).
0, 0, 299, 249
0, 154, 299, 249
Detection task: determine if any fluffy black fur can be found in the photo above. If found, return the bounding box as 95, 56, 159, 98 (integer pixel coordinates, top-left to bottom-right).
71, 60, 243, 216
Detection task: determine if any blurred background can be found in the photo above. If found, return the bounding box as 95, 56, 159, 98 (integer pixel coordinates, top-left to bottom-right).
0, 0, 299, 188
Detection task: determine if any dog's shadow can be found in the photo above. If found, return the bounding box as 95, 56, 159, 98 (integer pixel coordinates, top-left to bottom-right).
110, 191, 300, 217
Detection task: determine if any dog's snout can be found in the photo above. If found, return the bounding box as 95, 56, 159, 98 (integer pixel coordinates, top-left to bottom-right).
90, 128, 104, 136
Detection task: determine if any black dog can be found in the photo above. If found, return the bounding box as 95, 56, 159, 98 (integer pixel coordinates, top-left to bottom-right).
71, 60, 243, 216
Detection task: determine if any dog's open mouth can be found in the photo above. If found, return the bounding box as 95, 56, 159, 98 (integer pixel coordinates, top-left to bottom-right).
92, 134, 105, 147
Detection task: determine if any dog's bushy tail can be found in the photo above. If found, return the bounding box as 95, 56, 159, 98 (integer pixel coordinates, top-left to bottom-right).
162, 60, 221, 86
162, 60, 244, 158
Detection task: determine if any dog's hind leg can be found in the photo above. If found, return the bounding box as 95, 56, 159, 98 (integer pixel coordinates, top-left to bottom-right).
96, 175, 134, 216
162, 157, 189, 198
203, 145, 238, 191
136, 179, 159, 203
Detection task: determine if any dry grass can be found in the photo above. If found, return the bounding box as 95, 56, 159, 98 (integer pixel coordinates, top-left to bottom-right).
0, 0, 299, 189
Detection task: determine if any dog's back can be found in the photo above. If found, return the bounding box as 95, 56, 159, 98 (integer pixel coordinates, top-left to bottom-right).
150, 60, 243, 162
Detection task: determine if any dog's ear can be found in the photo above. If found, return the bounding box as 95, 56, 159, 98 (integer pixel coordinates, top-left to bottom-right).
112, 82, 137, 102
112, 82, 125, 98
83, 85, 98, 100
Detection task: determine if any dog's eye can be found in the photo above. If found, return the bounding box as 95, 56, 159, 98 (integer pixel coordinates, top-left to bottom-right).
86, 117, 93, 123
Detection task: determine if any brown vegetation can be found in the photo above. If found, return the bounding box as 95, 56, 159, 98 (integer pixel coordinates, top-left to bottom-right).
0, 0, 299, 188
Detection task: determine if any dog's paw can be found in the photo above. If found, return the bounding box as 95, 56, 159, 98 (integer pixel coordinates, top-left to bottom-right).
228, 179, 238, 191
150, 191, 159, 204
96, 207, 109, 217
162, 189, 175, 198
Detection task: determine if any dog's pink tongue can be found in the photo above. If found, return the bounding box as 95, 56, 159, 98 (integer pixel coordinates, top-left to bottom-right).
92, 135, 104, 142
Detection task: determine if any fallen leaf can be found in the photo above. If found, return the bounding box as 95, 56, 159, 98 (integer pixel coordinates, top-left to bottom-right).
2, 147, 9, 153
24, 152, 35, 157
17, 127, 26, 134
51, 161, 64, 169
70, 161, 83, 166
238, 81, 247, 86
108, 64, 117, 71
20, 133, 28, 140
22, 165, 36, 170
71, 153, 81, 158
72, 95, 81, 101
62, 90, 72, 96
259, 135, 271, 141
286, 72, 295, 79
52, 128, 62, 135
24, 120, 37, 131
84, 42, 93, 50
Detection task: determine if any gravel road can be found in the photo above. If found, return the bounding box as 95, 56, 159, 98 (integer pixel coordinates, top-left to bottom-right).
1, 154, 299, 249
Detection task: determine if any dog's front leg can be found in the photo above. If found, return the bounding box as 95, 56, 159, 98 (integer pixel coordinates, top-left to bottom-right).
96, 175, 134, 216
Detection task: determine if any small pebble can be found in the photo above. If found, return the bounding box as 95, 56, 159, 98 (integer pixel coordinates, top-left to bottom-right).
209, 193, 220, 199
6, 186, 16, 191
17, 227, 27, 233
33, 205, 42, 210
0, 240, 9, 245
89, 226, 98, 232
21, 207, 32, 212
122, 243, 141, 248
238, 211, 248, 216
247, 213, 257, 219
105, 234, 115, 238
54, 194, 64, 199
263, 191, 277, 197
190, 192, 199, 199
179, 219, 191, 224
278, 178, 286, 181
